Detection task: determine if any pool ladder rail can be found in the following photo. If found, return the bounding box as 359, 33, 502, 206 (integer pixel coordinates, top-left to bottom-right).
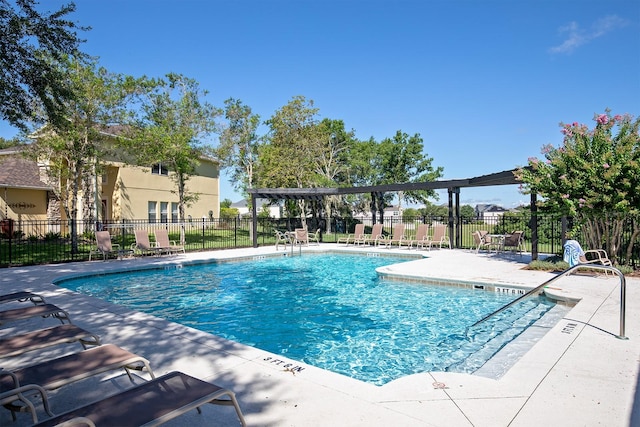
470, 264, 628, 340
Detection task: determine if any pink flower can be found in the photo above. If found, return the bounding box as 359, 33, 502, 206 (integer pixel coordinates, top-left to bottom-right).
603, 163, 610, 169
541, 144, 553, 154
597, 114, 609, 125
528, 157, 539, 164
562, 194, 570, 199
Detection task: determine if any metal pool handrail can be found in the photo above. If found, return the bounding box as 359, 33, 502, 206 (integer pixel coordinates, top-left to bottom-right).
470, 264, 628, 340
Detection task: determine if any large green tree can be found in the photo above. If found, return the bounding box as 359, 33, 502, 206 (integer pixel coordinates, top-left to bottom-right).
215, 98, 261, 196
376, 131, 443, 208
29, 56, 138, 252
0, 0, 87, 130
258, 95, 322, 226
126, 73, 220, 241
516, 110, 640, 264
313, 118, 354, 232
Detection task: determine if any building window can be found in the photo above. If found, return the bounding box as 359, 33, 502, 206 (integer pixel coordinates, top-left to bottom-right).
171, 203, 179, 222
160, 202, 168, 223
101, 173, 108, 184
151, 163, 169, 176
148, 201, 157, 223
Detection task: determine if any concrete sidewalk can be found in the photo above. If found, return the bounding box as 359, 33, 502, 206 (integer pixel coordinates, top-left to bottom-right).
0, 246, 638, 426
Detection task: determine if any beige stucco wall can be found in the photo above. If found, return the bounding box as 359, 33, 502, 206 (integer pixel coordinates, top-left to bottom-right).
104, 159, 219, 221
0, 188, 48, 221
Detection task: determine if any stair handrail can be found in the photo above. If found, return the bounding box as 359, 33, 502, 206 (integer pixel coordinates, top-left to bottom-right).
470, 264, 627, 340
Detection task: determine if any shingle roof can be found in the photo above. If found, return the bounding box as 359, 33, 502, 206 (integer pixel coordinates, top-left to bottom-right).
0, 154, 51, 190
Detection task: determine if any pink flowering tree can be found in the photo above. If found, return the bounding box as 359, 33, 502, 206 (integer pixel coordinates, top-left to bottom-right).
516, 110, 640, 265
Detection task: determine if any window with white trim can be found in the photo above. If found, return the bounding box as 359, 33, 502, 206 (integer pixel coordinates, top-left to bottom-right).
160, 202, 168, 223
148, 201, 157, 223
171, 203, 179, 222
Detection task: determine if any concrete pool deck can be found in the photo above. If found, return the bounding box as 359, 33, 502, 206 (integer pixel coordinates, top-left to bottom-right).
0, 245, 638, 426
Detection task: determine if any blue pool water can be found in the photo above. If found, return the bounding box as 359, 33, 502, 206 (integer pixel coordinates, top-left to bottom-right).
58, 253, 558, 385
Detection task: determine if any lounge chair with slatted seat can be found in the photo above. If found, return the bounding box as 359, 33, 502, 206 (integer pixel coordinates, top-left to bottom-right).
0, 304, 72, 327
0, 324, 101, 358
563, 239, 613, 275
154, 229, 185, 254
362, 223, 385, 246
424, 224, 451, 250
0, 344, 156, 422
406, 224, 429, 249
0, 291, 46, 306
133, 229, 167, 256
32, 371, 246, 427
89, 231, 130, 261
337, 223, 366, 245
381, 223, 407, 248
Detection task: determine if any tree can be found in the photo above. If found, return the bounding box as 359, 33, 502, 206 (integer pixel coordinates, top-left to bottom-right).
258, 95, 321, 227
29, 56, 138, 252
516, 110, 640, 264
0, 136, 23, 149
215, 98, 261, 196
376, 131, 444, 209
343, 137, 379, 216
0, 0, 87, 130
312, 118, 353, 233
127, 73, 220, 242
419, 202, 448, 218
460, 204, 475, 223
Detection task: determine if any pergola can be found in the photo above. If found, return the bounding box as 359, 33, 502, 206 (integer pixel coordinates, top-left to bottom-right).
248, 168, 540, 259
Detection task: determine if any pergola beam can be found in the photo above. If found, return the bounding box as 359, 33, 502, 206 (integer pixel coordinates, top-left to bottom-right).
248, 167, 538, 259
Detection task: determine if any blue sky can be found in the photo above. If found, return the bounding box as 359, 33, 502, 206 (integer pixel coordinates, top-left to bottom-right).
2, 0, 638, 208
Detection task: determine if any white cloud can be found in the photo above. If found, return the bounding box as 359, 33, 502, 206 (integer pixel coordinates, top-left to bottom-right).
549, 15, 628, 54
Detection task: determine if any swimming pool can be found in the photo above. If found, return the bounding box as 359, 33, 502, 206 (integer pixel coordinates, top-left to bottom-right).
57, 253, 562, 385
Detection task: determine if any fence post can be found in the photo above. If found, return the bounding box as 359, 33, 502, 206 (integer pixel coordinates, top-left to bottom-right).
202, 217, 206, 249
530, 193, 538, 260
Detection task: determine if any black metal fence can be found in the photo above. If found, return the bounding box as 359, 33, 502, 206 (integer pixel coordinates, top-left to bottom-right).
1, 214, 638, 267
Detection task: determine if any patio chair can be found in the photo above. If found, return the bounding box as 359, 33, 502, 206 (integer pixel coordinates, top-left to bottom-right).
337, 223, 365, 245
563, 239, 613, 275
472, 230, 500, 253
0, 291, 46, 306
406, 224, 429, 249
0, 344, 156, 422
0, 303, 72, 327
502, 230, 524, 254
362, 223, 385, 246
274, 229, 290, 250
89, 231, 125, 261
293, 228, 309, 246
308, 228, 321, 245
133, 229, 167, 256
32, 371, 247, 427
154, 229, 185, 254
424, 224, 451, 250
0, 324, 101, 358
381, 223, 407, 248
